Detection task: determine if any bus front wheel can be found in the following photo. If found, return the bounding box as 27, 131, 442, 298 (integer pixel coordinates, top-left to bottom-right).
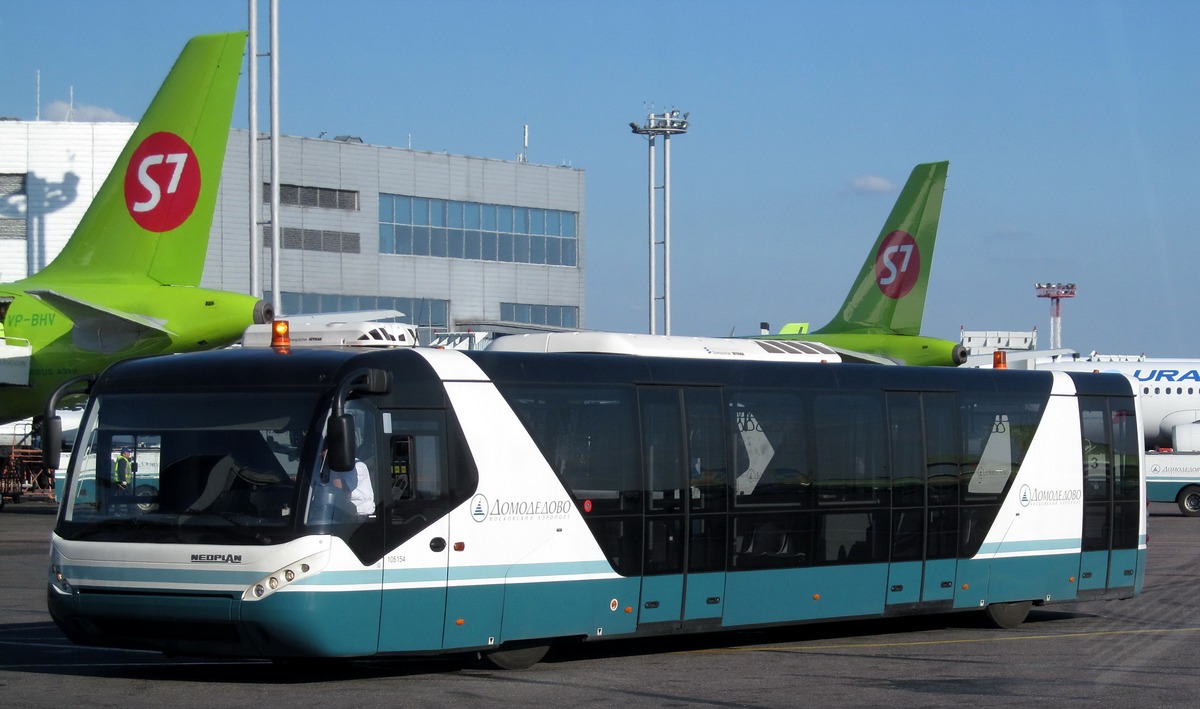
480, 641, 550, 670
1177, 486, 1200, 517
983, 600, 1032, 629
135, 485, 159, 513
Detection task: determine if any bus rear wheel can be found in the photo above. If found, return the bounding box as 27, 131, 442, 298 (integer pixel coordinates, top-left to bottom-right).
983, 600, 1032, 629
1177, 486, 1200, 517
480, 641, 551, 670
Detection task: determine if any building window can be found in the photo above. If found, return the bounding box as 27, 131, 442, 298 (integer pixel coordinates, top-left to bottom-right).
380, 193, 577, 267
263, 226, 360, 254
501, 302, 578, 328
264, 183, 359, 211
266, 291, 448, 329
0, 218, 25, 239
0, 174, 27, 240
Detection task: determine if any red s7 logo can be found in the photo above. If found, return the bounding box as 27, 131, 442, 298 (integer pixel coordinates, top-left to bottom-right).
123, 132, 200, 232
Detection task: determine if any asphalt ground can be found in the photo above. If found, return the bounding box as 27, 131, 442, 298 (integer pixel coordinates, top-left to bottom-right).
3, 500, 1198, 708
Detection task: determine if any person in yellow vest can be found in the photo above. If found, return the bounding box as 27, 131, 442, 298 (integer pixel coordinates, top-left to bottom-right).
113, 447, 133, 490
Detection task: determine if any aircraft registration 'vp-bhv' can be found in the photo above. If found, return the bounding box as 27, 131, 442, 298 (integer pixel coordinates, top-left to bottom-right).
0, 32, 271, 425
756, 161, 968, 367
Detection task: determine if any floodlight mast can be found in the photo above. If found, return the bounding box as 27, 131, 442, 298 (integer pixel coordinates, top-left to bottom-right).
1034, 282, 1077, 350
631, 110, 689, 335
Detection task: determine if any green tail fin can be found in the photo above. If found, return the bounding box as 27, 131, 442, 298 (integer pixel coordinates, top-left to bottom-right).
815, 161, 948, 336
31, 32, 247, 287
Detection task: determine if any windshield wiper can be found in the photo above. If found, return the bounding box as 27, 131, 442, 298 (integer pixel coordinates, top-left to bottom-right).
193, 511, 274, 544
66, 516, 161, 540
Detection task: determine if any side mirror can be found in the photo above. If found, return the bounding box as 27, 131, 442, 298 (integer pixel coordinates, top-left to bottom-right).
326, 413, 356, 472
42, 416, 62, 470
43, 373, 97, 472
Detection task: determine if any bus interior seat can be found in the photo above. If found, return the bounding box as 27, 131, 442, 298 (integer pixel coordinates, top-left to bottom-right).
743, 523, 805, 565
847, 540, 871, 562
186, 453, 288, 515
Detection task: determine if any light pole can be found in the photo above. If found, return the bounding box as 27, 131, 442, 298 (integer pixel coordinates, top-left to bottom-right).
631, 109, 688, 335
1034, 282, 1077, 350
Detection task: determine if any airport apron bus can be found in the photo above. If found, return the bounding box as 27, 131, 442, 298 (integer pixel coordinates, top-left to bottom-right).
46, 343, 1145, 669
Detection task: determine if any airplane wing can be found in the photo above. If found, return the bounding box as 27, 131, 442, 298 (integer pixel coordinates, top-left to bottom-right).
964, 348, 1079, 369
822, 346, 901, 366
279, 309, 406, 325
26, 289, 173, 354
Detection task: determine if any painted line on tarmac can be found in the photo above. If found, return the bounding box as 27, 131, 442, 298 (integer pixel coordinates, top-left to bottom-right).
0, 639, 77, 650
0, 660, 240, 671
695, 626, 1200, 655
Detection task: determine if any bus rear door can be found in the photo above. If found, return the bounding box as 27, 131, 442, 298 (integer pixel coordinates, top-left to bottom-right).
1078, 396, 1143, 596
637, 386, 728, 630
885, 392, 960, 609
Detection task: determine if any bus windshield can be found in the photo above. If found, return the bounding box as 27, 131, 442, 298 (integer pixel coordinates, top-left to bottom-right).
57, 391, 322, 545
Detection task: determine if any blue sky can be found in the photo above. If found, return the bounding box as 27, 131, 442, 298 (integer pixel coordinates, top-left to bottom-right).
3, 1, 1198, 356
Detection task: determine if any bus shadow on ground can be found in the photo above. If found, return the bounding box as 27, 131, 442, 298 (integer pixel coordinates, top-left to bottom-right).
0, 607, 1103, 683
542, 607, 1100, 665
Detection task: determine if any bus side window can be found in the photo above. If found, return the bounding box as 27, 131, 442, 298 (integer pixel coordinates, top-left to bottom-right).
390, 435, 414, 502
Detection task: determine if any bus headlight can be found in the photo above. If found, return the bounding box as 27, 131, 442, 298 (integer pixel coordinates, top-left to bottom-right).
241, 551, 327, 602
243, 559, 316, 602
50, 565, 73, 595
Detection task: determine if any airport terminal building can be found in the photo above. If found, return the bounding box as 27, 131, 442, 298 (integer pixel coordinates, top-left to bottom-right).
0, 121, 586, 333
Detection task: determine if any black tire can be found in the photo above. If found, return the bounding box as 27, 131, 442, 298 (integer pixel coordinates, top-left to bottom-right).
983, 600, 1032, 629
1177, 486, 1200, 517
481, 641, 551, 670
135, 485, 159, 513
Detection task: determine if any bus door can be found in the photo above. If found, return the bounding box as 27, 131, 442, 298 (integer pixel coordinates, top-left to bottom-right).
637, 386, 728, 629
377, 410, 453, 653
885, 392, 959, 608
1078, 396, 1142, 595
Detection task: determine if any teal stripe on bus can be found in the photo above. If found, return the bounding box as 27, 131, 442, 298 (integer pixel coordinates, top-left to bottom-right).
449, 560, 616, 582
64, 564, 262, 586
291, 569, 383, 586
1148, 480, 1187, 499
379, 560, 616, 585
975, 537, 1079, 556
303, 560, 617, 587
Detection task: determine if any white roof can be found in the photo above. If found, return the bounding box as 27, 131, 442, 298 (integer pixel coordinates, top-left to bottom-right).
486, 331, 841, 363
243, 320, 417, 348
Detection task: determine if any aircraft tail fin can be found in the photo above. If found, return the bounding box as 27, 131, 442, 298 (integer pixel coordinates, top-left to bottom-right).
32, 32, 247, 287
815, 161, 948, 336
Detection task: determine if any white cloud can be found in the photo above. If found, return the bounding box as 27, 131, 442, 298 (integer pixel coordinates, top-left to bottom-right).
42, 100, 132, 123
847, 175, 898, 194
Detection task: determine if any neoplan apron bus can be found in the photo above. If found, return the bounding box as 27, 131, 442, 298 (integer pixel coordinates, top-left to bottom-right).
46, 346, 1146, 669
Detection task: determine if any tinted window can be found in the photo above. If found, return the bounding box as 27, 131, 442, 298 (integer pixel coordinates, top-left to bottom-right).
812, 392, 887, 506
498, 384, 639, 514
728, 390, 810, 507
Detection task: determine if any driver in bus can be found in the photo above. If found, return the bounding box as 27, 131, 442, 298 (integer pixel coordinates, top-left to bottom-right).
328, 427, 375, 516
308, 407, 377, 523
330, 458, 375, 516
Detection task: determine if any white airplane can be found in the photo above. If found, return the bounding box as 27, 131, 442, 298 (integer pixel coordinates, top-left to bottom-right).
1020, 353, 1200, 451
